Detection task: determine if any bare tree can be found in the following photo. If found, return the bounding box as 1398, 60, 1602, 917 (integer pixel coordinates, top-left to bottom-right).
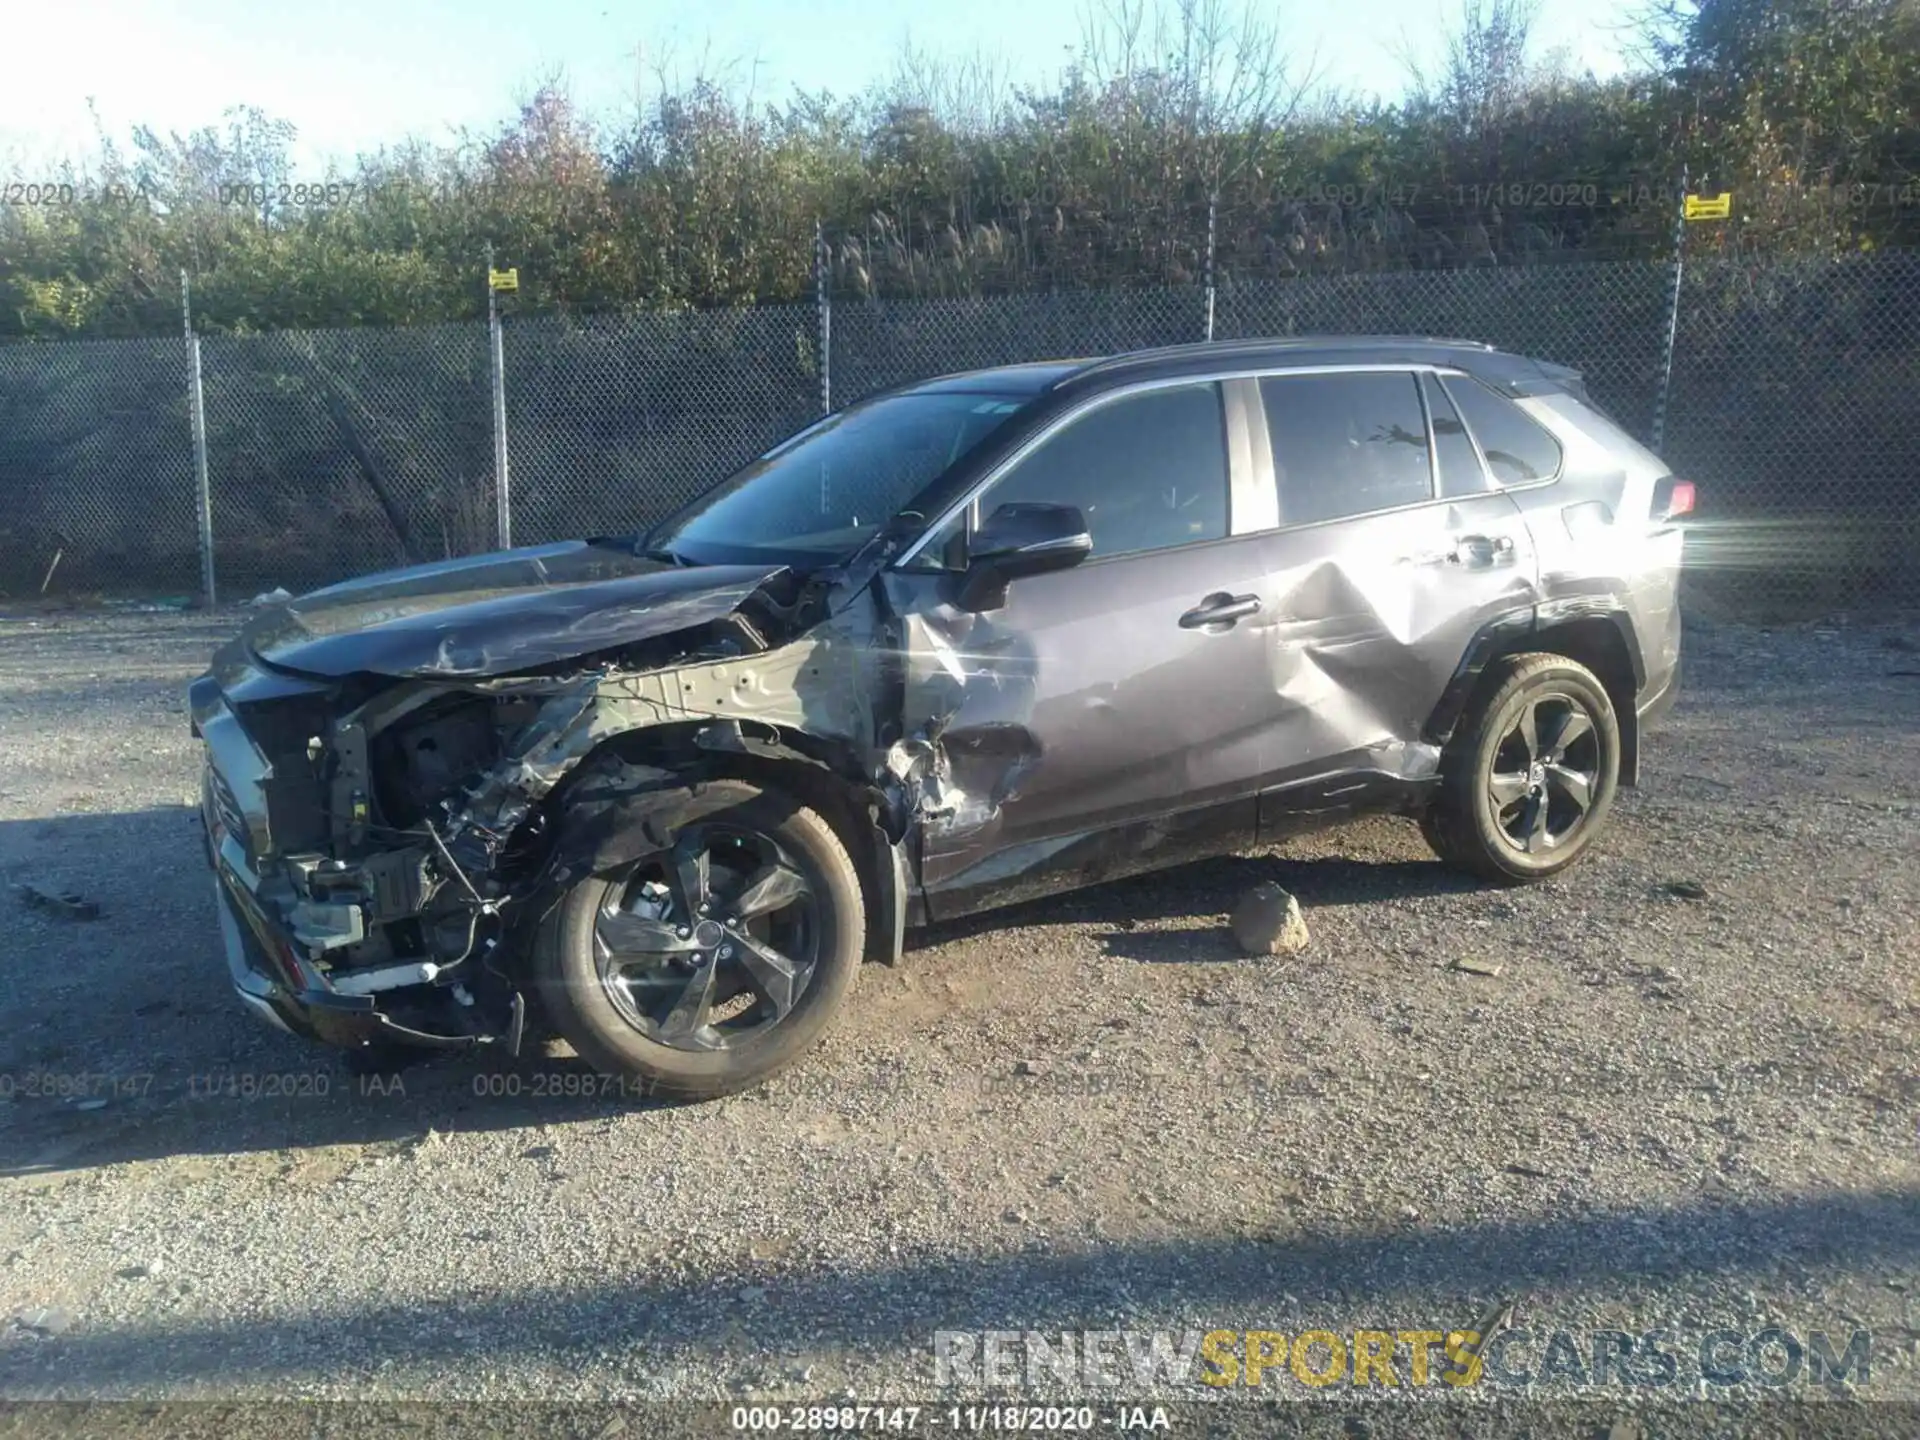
1400, 0, 1542, 135
1064, 0, 1325, 283
887, 39, 1016, 133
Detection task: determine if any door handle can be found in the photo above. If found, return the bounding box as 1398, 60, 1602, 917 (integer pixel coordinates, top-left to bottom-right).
1179, 591, 1262, 630
1449, 533, 1517, 569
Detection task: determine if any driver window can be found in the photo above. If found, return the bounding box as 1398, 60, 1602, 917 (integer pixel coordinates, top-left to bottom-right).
976, 383, 1229, 560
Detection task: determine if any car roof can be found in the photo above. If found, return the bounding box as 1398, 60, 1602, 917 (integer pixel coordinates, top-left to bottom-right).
889, 336, 1581, 402
887, 360, 1091, 396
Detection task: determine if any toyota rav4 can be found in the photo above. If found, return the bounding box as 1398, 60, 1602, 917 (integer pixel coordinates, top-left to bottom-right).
190, 337, 1689, 1097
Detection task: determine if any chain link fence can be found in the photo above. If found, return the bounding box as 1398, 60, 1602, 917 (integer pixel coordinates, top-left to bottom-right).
504, 306, 820, 548
1664, 250, 1920, 612
198, 324, 495, 598
831, 288, 1204, 404
0, 336, 201, 598
0, 253, 1917, 613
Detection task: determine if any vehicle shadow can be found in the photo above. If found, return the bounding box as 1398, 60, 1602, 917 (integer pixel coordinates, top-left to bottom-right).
0, 808, 1476, 1175
910, 849, 1484, 956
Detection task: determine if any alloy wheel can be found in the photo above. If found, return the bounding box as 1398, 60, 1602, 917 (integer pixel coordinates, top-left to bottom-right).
593, 825, 819, 1051
1486, 691, 1603, 855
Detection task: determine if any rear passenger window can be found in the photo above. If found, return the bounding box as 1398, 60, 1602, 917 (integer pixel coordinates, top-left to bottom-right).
979, 382, 1228, 559
1441, 375, 1564, 487
1260, 372, 1433, 525
1422, 374, 1490, 498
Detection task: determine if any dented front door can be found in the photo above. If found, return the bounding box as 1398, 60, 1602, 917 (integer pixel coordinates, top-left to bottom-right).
880, 377, 1300, 919
883, 534, 1286, 918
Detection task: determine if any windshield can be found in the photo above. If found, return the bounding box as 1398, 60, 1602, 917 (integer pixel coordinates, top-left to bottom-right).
649, 391, 1029, 563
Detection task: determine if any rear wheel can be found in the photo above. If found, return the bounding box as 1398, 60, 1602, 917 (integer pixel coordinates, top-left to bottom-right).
1422, 652, 1620, 883
532, 779, 863, 1099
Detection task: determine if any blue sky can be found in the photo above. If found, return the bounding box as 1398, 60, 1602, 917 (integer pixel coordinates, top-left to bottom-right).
2, 0, 1644, 175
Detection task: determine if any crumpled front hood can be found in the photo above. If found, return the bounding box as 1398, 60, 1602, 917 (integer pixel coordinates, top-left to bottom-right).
239, 541, 792, 679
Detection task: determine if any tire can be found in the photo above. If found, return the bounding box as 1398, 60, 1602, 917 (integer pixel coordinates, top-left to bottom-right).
1422, 652, 1621, 884
532, 778, 864, 1100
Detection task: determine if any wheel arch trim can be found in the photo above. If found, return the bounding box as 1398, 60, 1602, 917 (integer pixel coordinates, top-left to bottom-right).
536, 721, 909, 967
1424, 601, 1648, 786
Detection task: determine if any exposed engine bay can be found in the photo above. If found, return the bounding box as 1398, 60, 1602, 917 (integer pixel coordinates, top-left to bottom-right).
190, 550, 933, 1055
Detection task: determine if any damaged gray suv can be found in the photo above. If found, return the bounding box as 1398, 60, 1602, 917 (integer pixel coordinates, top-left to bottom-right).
191, 337, 1689, 1097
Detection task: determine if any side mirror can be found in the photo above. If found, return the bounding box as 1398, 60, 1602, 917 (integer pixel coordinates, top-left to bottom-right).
950, 502, 1092, 613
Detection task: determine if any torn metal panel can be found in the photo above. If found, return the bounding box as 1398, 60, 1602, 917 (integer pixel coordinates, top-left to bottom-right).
436, 618, 878, 871
875, 572, 1041, 880
188, 565, 892, 1059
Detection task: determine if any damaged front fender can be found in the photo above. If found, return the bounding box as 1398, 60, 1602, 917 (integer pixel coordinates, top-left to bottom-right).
434, 619, 878, 872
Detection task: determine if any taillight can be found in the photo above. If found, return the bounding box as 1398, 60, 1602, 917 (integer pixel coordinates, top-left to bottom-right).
1651, 476, 1695, 523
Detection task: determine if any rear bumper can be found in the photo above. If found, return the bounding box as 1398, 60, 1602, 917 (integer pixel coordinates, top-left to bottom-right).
1637, 653, 1682, 730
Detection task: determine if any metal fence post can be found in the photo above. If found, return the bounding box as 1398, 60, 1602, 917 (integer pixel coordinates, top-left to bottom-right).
1651, 167, 1688, 452
815, 220, 832, 415
182, 271, 216, 609
486, 244, 513, 550
1204, 190, 1218, 342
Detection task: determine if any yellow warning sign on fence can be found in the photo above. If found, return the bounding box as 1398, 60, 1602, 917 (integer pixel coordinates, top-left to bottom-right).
1683, 192, 1732, 221
488, 267, 520, 292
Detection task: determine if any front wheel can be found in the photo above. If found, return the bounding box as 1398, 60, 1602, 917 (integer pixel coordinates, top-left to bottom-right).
1422, 652, 1621, 883
532, 778, 864, 1100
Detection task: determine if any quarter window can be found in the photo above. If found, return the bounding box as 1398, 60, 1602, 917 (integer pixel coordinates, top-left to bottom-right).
1441, 374, 1564, 487
975, 382, 1229, 560
1260, 372, 1434, 525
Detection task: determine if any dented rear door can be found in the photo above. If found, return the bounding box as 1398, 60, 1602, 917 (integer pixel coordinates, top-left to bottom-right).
1236, 369, 1542, 825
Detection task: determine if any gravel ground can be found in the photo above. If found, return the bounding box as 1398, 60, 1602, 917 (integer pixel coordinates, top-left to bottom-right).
0, 606, 1916, 1410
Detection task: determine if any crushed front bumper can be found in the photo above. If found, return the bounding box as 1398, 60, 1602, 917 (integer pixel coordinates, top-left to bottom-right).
210, 866, 391, 1047
201, 767, 502, 1052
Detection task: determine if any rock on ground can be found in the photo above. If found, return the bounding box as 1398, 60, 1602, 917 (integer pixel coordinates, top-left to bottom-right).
1230, 881, 1310, 956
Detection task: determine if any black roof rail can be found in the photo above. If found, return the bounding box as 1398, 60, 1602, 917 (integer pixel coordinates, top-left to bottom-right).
1068, 334, 1500, 380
